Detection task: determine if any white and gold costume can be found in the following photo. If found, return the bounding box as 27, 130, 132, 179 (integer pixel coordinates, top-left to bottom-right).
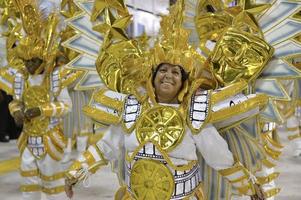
2, 0, 72, 199
9, 69, 72, 199
66, 83, 268, 200
61, 0, 301, 199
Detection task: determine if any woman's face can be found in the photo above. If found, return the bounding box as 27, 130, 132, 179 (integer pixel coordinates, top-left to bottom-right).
154, 63, 183, 103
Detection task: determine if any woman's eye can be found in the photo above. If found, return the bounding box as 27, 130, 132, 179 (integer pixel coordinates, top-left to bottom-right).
159, 69, 167, 73
173, 71, 180, 75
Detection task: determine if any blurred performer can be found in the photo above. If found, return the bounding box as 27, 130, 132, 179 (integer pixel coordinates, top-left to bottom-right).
279, 79, 301, 157
8, 1, 71, 199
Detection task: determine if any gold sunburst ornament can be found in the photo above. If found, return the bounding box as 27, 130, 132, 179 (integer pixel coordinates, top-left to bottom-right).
130, 159, 174, 200
136, 106, 185, 152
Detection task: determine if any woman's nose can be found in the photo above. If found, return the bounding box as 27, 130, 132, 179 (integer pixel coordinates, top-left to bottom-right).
165, 70, 172, 78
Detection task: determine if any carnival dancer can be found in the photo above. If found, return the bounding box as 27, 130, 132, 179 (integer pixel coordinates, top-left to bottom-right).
8, 1, 71, 199
63, 1, 269, 199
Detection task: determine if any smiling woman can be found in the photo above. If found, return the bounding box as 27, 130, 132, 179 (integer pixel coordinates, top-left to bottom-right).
64, 1, 269, 200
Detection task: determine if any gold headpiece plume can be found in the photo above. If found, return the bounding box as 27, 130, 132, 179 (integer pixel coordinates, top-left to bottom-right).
149, 0, 204, 77
13, 0, 60, 73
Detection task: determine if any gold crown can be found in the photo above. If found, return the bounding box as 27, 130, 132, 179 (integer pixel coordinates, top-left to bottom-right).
147, 0, 205, 78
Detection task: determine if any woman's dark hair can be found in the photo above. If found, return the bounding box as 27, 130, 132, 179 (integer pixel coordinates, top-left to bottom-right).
152, 63, 189, 85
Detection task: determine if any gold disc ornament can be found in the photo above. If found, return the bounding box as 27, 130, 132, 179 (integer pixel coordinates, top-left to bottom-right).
136, 106, 185, 151
130, 159, 174, 200
23, 85, 49, 135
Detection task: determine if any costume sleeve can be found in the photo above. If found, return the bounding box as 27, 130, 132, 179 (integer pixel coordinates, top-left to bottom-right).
39, 87, 72, 117
193, 124, 257, 196
8, 99, 23, 115
66, 125, 124, 184
193, 123, 234, 170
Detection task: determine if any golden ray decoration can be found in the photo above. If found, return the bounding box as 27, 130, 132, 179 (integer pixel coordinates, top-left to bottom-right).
239, 0, 271, 15
91, 0, 128, 22
93, 9, 131, 41
60, 0, 81, 18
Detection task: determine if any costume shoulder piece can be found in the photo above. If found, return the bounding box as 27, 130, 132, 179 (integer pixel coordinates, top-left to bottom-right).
0, 67, 19, 95
187, 88, 211, 133
83, 88, 126, 126
122, 95, 142, 133
187, 80, 268, 133
210, 80, 268, 131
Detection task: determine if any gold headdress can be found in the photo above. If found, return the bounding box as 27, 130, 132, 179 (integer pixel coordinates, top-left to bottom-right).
188, 0, 274, 86
148, 0, 204, 76
94, 0, 205, 102
12, 0, 60, 73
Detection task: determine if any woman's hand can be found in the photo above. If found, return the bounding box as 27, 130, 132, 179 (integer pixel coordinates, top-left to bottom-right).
64, 179, 74, 199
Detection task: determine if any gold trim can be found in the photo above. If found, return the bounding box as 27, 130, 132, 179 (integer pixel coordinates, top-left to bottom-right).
40, 172, 65, 181
42, 186, 65, 194
0, 83, 14, 96
94, 89, 124, 112
125, 141, 197, 172
229, 175, 249, 183
67, 160, 82, 172
9, 100, 22, 113
256, 172, 280, 185
287, 127, 299, 132
115, 186, 134, 200
20, 169, 39, 177
44, 136, 61, 161
218, 161, 244, 176
236, 184, 254, 196
20, 184, 41, 192
94, 144, 107, 162
210, 94, 268, 123
83, 105, 120, 124
88, 132, 104, 145
83, 150, 96, 167
61, 70, 84, 89
46, 134, 64, 154
48, 130, 66, 150
0, 68, 14, 95
262, 159, 276, 168
288, 133, 301, 141
262, 132, 284, 149
17, 132, 27, 153
211, 80, 248, 104
264, 188, 281, 198
0, 157, 20, 175
263, 145, 281, 160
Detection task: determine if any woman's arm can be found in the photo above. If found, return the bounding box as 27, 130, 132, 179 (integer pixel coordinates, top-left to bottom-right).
65, 125, 124, 197
193, 124, 264, 198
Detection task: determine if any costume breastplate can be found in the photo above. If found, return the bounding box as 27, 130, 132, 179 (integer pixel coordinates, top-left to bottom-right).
23, 84, 50, 136
125, 143, 202, 200
122, 95, 187, 151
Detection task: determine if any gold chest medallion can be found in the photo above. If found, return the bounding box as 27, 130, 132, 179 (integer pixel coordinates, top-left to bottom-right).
136, 106, 185, 151
130, 159, 174, 200
23, 85, 50, 136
